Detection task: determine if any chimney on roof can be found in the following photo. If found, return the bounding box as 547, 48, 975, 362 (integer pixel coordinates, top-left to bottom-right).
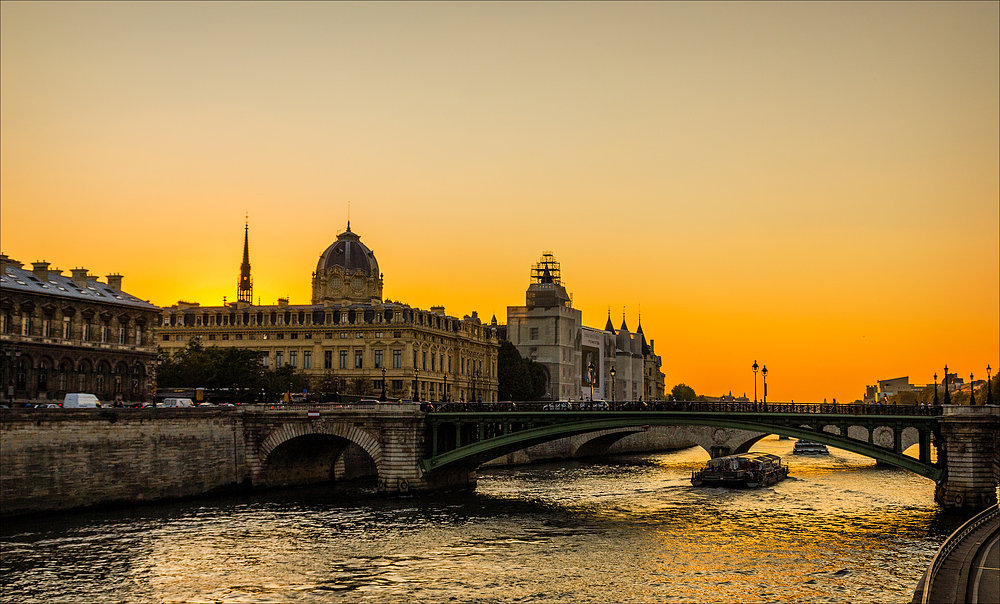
0, 254, 18, 273
32, 262, 51, 280
71, 268, 89, 288
106, 274, 123, 290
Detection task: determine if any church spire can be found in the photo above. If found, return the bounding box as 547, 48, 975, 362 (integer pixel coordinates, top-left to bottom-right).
604, 308, 616, 334
237, 218, 253, 303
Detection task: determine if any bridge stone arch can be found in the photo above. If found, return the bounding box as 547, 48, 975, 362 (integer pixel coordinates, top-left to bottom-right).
253, 421, 383, 488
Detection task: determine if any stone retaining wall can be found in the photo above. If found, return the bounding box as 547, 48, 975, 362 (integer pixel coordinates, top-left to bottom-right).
1, 408, 245, 517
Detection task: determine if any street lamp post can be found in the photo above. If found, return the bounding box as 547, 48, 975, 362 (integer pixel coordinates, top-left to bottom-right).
943, 365, 951, 405
413, 368, 419, 402
5, 345, 23, 406
443, 374, 448, 403
752, 360, 759, 403
933, 373, 939, 406
380, 367, 386, 402
970, 372, 976, 406
987, 365, 993, 406
610, 366, 616, 405
588, 361, 595, 402
761, 365, 768, 406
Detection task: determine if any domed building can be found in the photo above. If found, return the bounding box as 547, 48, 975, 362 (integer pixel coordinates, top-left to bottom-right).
158, 223, 499, 403
311, 224, 383, 305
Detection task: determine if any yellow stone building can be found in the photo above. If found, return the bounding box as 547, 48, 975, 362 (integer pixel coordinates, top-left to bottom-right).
156, 224, 499, 402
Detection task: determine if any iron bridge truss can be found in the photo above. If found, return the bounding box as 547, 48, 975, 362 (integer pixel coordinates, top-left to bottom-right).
419, 405, 942, 481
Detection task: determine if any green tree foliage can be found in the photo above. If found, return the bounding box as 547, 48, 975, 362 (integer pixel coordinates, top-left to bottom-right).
525, 359, 548, 400
671, 383, 697, 401
157, 338, 307, 403
497, 341, 548, 401
887, 390, 919, 405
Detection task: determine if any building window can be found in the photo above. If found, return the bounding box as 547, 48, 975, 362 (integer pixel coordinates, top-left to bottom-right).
325, 333, 332, 339
431, 353, 436, 371
119, 327, 126, 344
530, 327, 539, 340
162, 334, 170, 341
101, 325, 108, 343
340, 332, 349, 339
262, 352, 269, 367
290, 333, 298, 339
62, 316, 71, 339
303, 351, 311, 369
289, 351, 298, 367
374, 350, 383, 369
276, 352, 283, 366
356, 332, 364, 339
235, 334, 243, 340
393, 349, 402, 368
375, 331, 383, 339
135, 326, 142, 346
393, 331, 401, 338
354, 350, 363, 369
304, 333, 311, 339
339, 350, 347, 369
277, 333, 284, 340
324, 350, 333, 370
392, 379, 403, 392
208, 334, 216, 341
221, 334, 229, 341
21, 313, 30, 336
422, 351, 427, 370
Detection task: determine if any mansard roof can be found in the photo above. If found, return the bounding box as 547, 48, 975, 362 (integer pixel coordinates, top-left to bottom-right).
1, 262, 158, 311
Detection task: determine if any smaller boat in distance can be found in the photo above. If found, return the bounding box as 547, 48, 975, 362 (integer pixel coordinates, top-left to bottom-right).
792, 440, 830, 455
690, 453, 789, 488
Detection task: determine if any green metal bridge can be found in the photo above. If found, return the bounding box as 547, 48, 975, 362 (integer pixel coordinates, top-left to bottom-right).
419, 402, 943, 481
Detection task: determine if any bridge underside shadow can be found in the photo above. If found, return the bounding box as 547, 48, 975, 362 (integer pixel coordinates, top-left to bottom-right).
419, 413, 942, 482
259, 434, 377, 488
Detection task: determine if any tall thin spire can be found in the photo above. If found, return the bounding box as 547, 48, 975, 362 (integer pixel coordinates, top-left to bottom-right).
238, 218, 253, 303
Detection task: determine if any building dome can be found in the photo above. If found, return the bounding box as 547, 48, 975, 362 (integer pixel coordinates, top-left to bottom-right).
315, 224, 379, 277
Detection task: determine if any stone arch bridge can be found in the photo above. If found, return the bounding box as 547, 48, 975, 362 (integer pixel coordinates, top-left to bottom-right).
2, 402, 996, 517
241, 402, 998, 511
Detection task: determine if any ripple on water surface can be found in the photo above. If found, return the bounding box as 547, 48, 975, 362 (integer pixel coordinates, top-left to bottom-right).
0, 438, 970, 603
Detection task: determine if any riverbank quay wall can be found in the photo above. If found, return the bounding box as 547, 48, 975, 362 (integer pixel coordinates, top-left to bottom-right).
0, 404, 465, 518
0, 407, 246, 517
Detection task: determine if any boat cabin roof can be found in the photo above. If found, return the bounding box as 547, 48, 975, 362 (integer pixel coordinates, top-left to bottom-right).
705, 453, 782, 467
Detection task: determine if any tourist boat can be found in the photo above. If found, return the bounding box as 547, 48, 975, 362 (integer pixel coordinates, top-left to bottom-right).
792, 440, 830, 455
690, 453, 789, 488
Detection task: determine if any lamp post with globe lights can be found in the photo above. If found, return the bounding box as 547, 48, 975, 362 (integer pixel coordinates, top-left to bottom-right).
761, 365, 768, 407
752, 360, 759, 403
610, 365, 617, 406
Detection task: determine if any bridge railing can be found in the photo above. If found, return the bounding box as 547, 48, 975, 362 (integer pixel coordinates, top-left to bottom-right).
427, 400, 944, 416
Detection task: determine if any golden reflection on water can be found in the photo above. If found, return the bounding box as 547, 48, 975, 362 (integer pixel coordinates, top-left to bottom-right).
3, 435, 957, 603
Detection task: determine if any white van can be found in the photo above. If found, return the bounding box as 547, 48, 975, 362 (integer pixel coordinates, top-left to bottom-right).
63, 393, 101, 408
161, 398, 194, 408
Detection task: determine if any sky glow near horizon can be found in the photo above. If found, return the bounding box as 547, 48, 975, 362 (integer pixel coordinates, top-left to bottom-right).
2, 2, 997, 403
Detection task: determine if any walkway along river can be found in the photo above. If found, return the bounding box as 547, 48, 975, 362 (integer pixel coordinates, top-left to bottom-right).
0, 436, 978, 603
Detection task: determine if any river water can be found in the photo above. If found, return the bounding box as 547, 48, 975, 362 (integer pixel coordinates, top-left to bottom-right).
1, 437, 970, 603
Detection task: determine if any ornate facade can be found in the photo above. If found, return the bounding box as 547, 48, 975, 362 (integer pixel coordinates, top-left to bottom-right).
0, 254, 160, 404
506, 253, 665, 401
157, 224, 499, 402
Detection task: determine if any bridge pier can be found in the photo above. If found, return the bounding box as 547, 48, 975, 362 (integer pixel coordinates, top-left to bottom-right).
935, 405, 999, 512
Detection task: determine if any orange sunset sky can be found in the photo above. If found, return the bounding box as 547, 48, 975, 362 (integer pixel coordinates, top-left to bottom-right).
2, 3, 997, 403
